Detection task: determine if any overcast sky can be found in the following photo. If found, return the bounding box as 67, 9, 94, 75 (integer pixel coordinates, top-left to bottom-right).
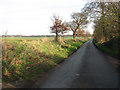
0, 0, 94, 35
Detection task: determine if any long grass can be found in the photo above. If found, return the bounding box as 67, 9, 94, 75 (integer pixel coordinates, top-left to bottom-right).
2, 37, 88, 81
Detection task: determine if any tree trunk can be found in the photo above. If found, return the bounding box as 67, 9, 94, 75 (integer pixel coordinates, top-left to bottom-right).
73, 31, 76, 39
100, 2, 107, 42
55, 31, 59, 42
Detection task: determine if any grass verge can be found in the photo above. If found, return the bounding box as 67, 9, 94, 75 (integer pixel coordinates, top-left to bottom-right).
2, 38, 88, 82
93, 39, 119, 58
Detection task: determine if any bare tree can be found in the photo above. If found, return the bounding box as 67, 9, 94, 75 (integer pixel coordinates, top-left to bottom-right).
82, 2, 119, 42
50, 15, 68, 42
69, 12, 88, 39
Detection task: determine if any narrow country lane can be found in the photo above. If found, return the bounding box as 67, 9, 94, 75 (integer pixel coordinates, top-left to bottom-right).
39, 39, 118, 88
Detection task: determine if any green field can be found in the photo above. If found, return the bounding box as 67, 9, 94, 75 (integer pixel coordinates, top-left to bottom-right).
2, 37, 88, 82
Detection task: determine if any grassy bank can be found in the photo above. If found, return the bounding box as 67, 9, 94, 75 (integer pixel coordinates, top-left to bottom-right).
2, 37, 88, 82
93, 39, 119, 59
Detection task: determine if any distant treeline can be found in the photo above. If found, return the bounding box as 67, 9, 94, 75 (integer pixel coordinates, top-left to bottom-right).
1, 35, 74, 37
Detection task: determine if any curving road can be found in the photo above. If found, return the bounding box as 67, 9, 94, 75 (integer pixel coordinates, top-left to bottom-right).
39, 39, 118, 88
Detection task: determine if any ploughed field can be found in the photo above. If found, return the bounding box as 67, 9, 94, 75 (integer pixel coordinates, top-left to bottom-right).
2, 37, 88, 81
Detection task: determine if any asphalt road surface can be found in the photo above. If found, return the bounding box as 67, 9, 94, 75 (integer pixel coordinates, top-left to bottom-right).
40, 39, 118, 88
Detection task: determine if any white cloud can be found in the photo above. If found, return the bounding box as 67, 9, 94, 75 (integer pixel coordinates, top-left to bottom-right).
0, 0, 93, 35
